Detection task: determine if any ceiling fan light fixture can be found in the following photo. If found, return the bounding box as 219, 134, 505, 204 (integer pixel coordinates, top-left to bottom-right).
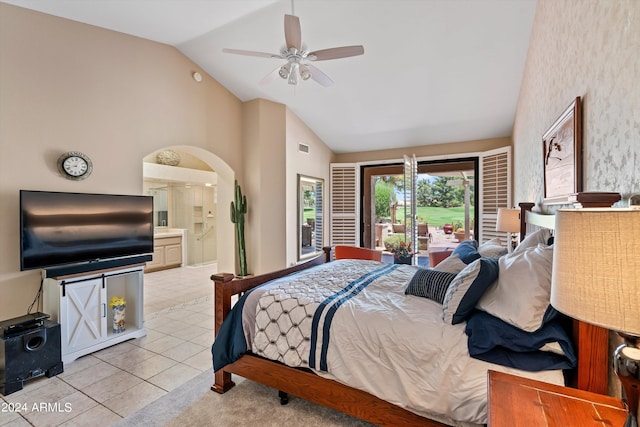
279, 63, 291, 79
299, 64, 312, 80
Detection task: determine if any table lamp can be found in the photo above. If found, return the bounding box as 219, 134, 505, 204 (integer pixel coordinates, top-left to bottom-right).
551, 208, 640, 427
496, 208, 520, 252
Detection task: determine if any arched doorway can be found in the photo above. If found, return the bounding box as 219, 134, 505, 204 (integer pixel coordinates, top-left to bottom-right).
142, 145, 235, 274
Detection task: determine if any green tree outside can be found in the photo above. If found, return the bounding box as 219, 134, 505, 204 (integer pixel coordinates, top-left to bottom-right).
374, 179, 396, 220
374, 174, 475, 227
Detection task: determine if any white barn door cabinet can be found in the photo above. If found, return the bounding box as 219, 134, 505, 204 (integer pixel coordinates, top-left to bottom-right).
43, 264, 146, 364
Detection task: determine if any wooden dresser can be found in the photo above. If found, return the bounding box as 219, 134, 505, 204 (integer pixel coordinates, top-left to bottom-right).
488, 370, 628, 426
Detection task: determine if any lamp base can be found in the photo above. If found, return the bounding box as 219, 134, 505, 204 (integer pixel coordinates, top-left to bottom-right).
615, 334, 640, 427
506, 232, 519, 253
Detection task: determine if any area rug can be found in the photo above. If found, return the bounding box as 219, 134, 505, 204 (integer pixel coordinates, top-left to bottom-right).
114, 370, 212, 427
166, 378, 375, 427
118, 370, 373, 426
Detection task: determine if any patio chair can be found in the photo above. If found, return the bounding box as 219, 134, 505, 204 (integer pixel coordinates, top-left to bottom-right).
391, 223, 405, 234
417, 223, 432, 250
429, 249, 454, 267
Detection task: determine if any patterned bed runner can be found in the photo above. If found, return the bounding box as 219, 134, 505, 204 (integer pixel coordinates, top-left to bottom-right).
252, 261, 398, 371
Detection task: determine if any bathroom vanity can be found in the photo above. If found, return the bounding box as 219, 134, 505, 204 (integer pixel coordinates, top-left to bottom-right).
145, 230, 185, 273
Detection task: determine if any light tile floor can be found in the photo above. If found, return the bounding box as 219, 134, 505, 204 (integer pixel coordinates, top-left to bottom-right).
0, 263, 217, 426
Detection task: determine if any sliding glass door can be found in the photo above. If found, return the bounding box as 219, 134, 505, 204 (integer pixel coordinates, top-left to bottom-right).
361, 157, 478, 259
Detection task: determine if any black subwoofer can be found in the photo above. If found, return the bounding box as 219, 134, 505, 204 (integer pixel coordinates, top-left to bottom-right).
0, 314, 63, 396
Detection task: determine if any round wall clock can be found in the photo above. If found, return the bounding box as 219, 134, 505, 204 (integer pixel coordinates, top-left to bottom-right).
57, 151, 93, 180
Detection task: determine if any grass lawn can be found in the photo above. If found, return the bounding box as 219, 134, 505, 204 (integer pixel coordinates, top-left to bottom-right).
395, 206, 474, 227
303, 207, 315, 221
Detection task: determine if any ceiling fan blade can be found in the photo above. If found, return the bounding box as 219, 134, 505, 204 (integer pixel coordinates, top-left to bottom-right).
307, 64, 333, 87
259, 66, 282, 85
308, 45, 364, 61
222, 48, 282, 59
284, 14, 302, 51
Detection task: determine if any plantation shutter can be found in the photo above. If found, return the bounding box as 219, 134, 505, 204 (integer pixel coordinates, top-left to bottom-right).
403, 155, 418, 263
479, 147, 511, 243
330, 163, 359, 246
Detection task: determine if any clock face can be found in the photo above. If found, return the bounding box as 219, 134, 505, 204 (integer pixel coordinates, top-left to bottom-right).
63, 156, 88, 176
57, 151, 92, 180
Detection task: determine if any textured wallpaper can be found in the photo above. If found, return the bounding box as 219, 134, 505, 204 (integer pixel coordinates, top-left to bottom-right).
513, 0, 640, 208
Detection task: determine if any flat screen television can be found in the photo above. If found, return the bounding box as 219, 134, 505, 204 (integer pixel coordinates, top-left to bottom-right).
20, 190, 154, 275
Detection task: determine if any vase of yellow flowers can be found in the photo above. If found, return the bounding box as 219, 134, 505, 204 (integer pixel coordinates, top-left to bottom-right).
109, 296, 126, 333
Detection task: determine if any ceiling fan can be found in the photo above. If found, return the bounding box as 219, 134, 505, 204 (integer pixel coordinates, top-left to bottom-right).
222, 13, 364, 87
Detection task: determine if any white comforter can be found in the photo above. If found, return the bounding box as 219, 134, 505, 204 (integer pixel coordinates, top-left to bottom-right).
240, 260, 564, 426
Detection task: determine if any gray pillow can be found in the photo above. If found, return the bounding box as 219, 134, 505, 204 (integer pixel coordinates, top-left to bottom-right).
476, 243, 554, 331
405, 269, 457, 304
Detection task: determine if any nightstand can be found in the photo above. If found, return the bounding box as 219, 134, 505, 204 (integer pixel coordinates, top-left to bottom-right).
488, 370, 628, 426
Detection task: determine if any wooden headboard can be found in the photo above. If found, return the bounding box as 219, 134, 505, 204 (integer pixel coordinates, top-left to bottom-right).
517, 192, 621, 395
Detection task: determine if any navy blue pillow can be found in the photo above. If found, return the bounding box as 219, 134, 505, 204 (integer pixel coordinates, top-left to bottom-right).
465, 310, 577, 371
451, 240, 480, 264
405, 268, 457, 304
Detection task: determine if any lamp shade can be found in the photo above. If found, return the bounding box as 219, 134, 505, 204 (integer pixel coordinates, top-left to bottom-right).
551, 208, 640, 336
496, 208, 520, 233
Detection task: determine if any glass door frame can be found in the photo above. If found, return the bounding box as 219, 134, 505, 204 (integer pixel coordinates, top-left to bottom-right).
360, 157, 479, 251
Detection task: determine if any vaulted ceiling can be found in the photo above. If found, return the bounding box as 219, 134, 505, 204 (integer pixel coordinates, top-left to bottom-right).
2, 0, 536, 153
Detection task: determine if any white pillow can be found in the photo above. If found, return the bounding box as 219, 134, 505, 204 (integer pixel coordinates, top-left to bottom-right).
513, 228, 551, 255
443, 258, 499, 324
433, 253, 467, 274
476, 243, 554, 332
478, 238, 508, 258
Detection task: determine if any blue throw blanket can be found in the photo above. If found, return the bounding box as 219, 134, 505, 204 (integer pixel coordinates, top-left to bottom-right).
211, 290, 252, 372
465, 310, 577, 371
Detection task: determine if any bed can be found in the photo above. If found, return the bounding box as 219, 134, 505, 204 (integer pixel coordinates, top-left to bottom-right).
211, 196, 617, 426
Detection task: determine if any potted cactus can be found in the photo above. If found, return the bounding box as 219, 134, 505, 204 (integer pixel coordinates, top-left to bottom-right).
230, 180, 248, 277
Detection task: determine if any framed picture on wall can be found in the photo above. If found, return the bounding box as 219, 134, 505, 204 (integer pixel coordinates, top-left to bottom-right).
542, 96, 582, 205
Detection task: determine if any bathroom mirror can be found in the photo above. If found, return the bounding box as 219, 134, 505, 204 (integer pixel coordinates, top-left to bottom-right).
298, 174, 324, 260
147, 185, 168, 227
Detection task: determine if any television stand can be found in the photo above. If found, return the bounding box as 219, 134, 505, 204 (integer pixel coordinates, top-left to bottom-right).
43, 264, 146, 364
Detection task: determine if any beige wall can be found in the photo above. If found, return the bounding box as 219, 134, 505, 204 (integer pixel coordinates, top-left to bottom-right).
335, 137, 510, 164
240, 101, 335, 273
0, 4, 244, 319
285, 109, 336, 266
513, 0, 640, 206
242, 99, 287, 275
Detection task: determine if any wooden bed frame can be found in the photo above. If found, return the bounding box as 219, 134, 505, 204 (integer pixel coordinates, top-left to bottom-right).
211, 193, 620, 426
